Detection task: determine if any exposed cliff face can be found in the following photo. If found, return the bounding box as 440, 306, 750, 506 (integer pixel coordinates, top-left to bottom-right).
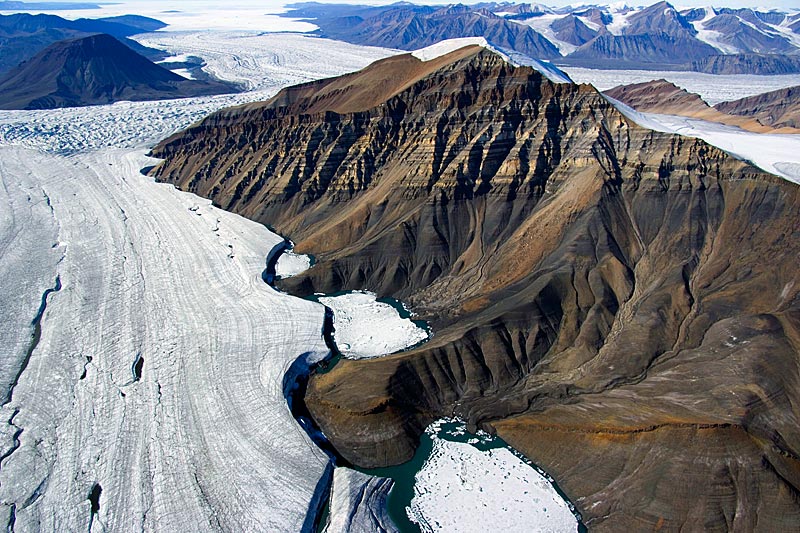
150, 48, 800, 531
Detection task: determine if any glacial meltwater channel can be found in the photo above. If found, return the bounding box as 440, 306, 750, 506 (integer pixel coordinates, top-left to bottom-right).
266, 242, 585, 533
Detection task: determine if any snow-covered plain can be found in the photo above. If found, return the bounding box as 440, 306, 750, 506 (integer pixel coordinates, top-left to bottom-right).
317, 291, 429, 359
0, 0, 317, 32
408, 420, 579, 533
562, 67, 800, 105
607, 96, 800, 185
135, 32, 401, 92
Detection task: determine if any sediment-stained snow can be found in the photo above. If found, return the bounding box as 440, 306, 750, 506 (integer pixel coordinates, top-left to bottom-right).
411, 38, 572, 84
408, 421, 578, 533
318, 291, 428, 359
0, 146, 333, 531
562, 67, 800, 105
275, 250, 313, 279
607, 96, 800, 184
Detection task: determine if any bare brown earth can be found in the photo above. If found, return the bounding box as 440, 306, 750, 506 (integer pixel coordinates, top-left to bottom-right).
604, 79, 800, 134
150, 48, 800, 531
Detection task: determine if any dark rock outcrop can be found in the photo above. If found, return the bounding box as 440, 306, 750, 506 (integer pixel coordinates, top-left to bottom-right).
0, 33, 236, 109
150, 46, 800, 531
550, 15, 597, 47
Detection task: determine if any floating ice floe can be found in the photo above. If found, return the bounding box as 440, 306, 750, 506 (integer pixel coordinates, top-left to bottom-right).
275, 250, 313, 279
408, 420, 579, 533
317, 291, 429, 359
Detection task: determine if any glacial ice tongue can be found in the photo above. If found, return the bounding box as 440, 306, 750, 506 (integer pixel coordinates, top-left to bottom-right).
0, 147, 332, 531
606, 95, 800, 185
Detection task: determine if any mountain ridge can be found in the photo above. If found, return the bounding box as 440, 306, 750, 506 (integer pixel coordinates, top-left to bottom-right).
149, 46, 800, 531
282, 1, 800, 73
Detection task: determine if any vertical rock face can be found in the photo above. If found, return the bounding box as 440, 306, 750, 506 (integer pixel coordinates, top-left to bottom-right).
150, 47, 800, 531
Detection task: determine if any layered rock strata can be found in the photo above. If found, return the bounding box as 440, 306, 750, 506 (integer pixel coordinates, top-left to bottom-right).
150, 47, 800, 531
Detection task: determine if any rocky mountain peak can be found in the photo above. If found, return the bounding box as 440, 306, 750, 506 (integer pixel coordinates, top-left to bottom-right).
149, 47, 800, 531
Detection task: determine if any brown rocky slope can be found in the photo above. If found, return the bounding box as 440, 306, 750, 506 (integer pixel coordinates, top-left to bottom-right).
715, 84, 800, 130
150, 48, 800, 531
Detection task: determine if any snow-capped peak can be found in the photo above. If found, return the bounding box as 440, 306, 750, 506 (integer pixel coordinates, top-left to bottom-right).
410, 38, 573, 84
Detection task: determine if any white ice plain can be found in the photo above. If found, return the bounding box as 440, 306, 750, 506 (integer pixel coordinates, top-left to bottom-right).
408, 421, 579, 533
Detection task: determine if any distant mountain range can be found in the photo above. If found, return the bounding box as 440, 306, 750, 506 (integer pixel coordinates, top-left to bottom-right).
0, 1, 100, 9
283, 1, 800, 73
0, 33, 236, 109
0, 12, 167, 75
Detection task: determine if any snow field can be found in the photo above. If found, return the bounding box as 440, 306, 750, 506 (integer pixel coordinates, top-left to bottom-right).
411, 37, 572, 83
